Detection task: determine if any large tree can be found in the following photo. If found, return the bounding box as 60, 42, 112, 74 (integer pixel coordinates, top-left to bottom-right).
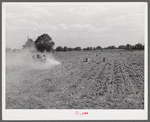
63, 46, 68, 52
134, 43, 143, 50
106, 45, 117, 49
56, 46, 64, 51
75, 47, 81, 51
125, 44, 134, 51
68, 47, 73, 51
35, 33, 55, 52
96, 46, 102, 50
22, 38, 35, 49
118, 45, 126, 49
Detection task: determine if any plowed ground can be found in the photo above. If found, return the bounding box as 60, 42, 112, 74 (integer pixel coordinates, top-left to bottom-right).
6, 50, 144, 109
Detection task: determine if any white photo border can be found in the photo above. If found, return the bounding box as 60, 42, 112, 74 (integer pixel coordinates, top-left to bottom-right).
2, 2, 148, 120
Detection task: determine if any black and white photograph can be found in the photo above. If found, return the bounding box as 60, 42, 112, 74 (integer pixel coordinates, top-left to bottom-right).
2, 2, 148, 120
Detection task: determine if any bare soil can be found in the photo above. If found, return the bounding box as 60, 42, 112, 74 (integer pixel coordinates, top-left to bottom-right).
6, 50, 144, 109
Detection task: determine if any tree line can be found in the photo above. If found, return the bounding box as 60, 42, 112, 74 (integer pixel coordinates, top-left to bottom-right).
55, 44, 144, 52
6, 33, 144, 53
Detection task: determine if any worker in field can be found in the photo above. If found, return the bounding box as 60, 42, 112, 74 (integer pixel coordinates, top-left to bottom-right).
83, 53, 90, 62
85, 58, 89, 62
86, 54, 90, 62
103, 57, 105, 62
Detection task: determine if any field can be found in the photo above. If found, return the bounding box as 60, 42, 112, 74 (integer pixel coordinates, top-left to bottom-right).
6, 50, 144, 109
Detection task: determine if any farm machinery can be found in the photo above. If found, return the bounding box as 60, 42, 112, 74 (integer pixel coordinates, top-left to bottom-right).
31, 53, 47, 63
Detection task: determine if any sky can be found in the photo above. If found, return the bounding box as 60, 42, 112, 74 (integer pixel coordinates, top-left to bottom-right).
4, 2, 147, 49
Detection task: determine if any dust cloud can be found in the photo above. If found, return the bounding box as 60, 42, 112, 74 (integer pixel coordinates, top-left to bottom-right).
6, 49, 61, 70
